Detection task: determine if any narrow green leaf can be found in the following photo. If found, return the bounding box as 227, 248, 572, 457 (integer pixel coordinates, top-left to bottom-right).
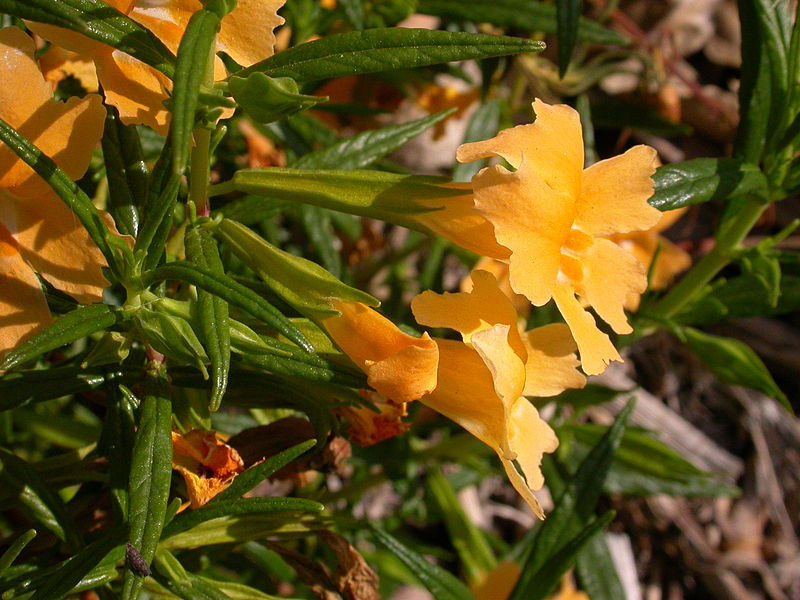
0, 448, 82, 550
5, 542, 124, 599
213, 439, 316, 504
122, 372, 173, 600
292, 109, 455, 171
0, 529, 36, 577
296, 205, 343, 278
0, 0, 175, 78
143, 261, 313, 352
101, 105, 145, 237
417, 0, 628, 45
575, 535, 625, 600
162, 497, 323, 538
152, 549, 233, 600
426, 470, 496, 584
236, 28, 545, 81
171, 9, 220, 175
0, 116, 122, 273
556, 0, 581, 77
135, 173, 181, 270
185, 227, 231, 410
369, 524, 477, 600
30, 536, 122, 600
734, 0, 789, 163
159, 513, 330, 549
649, 158, 769, 210
103, 384, 138, 521
0, 366, 140, 412
511, 401, 633, 597
513, 511, 615, 600
0, 304, 119, 371
679, 327, 790, 410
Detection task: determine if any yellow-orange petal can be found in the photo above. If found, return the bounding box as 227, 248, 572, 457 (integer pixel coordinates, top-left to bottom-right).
0, 218, 53, 357
172, 429, 244, 509
574, 145, 661, 237
462, 257, 530, 317
471, 324, 526, 406
38, 45, 100, 92
412, 269, 524, 358
577, 238, 646, 334
521, 324, 586, 397
471, 561, 522, 600
322, 301, 438, 403
337, 390, 409, 447
0, 28, 105, 197
217, 0, 286, 67
96, 49, 171, 134
471, 159, 573, 306
421, 339, 556, 517
457, 99, 584, 204
423, 339, 510, 451
10, 192, 110, 303
414, 190, 510, 259
552, 283, 621, 376
503, 396, 559, 518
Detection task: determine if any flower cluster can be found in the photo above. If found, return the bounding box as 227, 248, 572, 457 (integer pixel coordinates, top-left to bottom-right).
326, 99, 672, 516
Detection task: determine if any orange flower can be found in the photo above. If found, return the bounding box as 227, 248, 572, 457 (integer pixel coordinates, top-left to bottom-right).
0, 27, 109, 357
336, 390, 410, 447
322, 300, 439, 404
412, 270, 585, 518
172, 429, 244, 508
608, 208, 691, 309
472, 563, 588, 600
30, 0, 286, 134
456, 99, 662, 375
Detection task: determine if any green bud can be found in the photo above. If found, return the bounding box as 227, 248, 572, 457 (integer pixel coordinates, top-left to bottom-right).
217, 218, 378, 322
227, 73, 327, 123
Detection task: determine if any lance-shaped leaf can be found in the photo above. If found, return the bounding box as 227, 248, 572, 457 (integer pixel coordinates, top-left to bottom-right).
185, 227, 231, 411
678, 327, 790, 410
101, 106, 146, 237
292, 109, 455, 171
29, 536, 123, 600
369, 524, 477, 600
0, 448, 82, 551
556, 0, 581, 76
0, 0, 175, 78
142, 261, 313, 352
417, 0, 628, 45
235, 28, 545, 81
0, 304, 120, 371
135, 173, 181, 271
509, 401, 634, 598
0, 529, 36, 577
228, 73, 328, 124
216, 219, 378, 321
121, 372, 172, 600
0, 365, 140, 412
734, 0, 790, 164
649, 158, 769, 210
211, 169, 464, 230
211, 439, 316, 504
170, 9, 220, 175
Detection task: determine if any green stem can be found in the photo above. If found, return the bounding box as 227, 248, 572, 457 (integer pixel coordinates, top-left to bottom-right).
651, 195, 767, 319
188, 127, 212, 217
187, 36, 217, 218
